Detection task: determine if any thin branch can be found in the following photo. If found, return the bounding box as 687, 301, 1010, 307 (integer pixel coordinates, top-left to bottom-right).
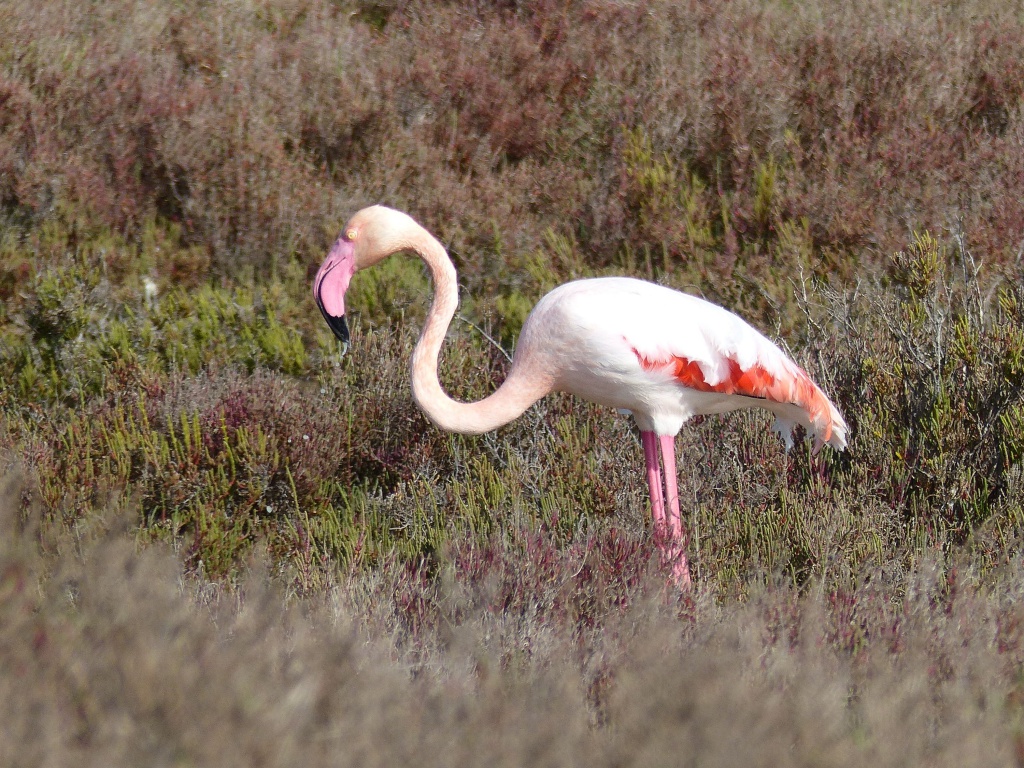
455, 312, 513, 363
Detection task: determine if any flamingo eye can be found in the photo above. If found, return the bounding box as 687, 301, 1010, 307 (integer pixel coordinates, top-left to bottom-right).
345, 228, 357, 241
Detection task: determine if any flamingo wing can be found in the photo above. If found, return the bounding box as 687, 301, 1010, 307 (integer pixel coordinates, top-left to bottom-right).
531, 277, 847, 449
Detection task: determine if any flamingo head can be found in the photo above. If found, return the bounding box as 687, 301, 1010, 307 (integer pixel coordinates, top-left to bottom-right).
313, 205, 429, 348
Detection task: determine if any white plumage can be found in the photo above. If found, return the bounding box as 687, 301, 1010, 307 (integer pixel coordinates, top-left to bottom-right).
520, 277, 846, 447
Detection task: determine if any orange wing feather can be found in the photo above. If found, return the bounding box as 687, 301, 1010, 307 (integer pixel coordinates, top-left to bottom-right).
633, 350, 834, 442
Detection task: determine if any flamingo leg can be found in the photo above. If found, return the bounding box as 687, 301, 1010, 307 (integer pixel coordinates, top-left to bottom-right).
640, 431, 665, 538
659, 434, 692, 587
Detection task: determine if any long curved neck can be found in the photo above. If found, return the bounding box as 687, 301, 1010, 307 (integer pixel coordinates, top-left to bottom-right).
407, 237, 548, 435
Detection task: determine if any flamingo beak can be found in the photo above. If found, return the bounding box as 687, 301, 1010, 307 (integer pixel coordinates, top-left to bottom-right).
317, 302, 350, 348
313, 238, 356, 352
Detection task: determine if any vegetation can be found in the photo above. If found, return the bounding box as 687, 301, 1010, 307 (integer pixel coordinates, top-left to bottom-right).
2, 0, 1024, 762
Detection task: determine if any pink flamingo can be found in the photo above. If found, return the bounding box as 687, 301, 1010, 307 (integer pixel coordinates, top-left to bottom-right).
314, 206, 848, 586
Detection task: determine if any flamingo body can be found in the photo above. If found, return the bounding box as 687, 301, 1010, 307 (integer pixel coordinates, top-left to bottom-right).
314, 206, 848, 587
519, 276, 846, 447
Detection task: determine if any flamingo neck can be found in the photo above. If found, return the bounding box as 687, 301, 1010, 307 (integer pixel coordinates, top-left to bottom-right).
407, 238, 547, 434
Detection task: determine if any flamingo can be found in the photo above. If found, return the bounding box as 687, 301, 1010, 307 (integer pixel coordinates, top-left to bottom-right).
314, 206, 848, 586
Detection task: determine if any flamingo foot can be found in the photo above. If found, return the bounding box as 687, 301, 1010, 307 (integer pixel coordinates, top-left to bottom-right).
654, 531, 691, 588
668, 548, 692, 588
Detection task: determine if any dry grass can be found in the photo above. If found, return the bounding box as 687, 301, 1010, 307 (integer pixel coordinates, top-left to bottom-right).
4, 0, 1024, 287
3, 0, 1024, 763
3, 476, 1024, 766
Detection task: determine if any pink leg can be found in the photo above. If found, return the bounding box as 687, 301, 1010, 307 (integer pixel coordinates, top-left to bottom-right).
658, 434, 692, 587
640, 431, 665, 536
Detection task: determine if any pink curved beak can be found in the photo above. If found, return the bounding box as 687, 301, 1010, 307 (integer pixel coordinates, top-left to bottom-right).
313, 238, 357, 346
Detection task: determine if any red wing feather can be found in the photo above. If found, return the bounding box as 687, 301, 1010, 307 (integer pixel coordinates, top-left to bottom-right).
633, 349, 834, 441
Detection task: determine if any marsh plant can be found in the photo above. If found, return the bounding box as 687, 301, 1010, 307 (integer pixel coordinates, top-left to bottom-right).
2, 0, 1024, 763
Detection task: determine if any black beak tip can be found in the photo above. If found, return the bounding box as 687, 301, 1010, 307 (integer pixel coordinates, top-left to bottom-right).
328, 313, 350, 346
318, 303, 350, 347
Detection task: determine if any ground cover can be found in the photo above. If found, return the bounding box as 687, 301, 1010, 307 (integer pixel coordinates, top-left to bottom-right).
2, 0, 1024, 762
